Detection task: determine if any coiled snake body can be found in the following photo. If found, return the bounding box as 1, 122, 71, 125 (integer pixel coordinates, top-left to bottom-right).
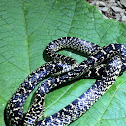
5, 37, 126, 126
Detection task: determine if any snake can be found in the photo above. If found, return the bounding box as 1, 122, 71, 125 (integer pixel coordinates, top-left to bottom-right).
5, 37, 126, 126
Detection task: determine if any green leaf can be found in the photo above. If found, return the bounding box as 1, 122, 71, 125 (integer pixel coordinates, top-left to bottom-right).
0, 0, 126, 126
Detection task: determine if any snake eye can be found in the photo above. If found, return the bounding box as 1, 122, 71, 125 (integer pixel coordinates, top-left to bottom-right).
50, 45, 54, 49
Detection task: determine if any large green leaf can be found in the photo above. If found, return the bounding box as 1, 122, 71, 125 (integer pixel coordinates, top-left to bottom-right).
0, 0, 126, 126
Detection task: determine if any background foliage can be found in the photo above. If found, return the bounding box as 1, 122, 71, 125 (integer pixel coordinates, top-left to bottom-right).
0, 0, 126, 126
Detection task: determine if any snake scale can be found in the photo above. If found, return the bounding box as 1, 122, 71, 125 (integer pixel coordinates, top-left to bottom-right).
5, 37, 126, 126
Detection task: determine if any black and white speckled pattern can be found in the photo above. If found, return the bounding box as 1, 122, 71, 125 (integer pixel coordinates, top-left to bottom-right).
37, 55, 122, 126
5, 37, 126, 126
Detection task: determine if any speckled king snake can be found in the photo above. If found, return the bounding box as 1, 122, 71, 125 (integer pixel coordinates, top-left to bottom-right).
5, 37, 126, 126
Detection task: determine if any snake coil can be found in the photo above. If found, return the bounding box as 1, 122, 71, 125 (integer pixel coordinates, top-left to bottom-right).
5, 37, 126, 126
